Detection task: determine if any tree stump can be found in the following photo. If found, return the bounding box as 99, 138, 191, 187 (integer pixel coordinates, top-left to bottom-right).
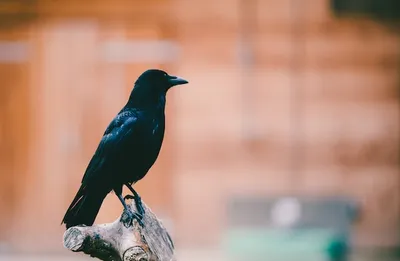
63, 198, 175, 261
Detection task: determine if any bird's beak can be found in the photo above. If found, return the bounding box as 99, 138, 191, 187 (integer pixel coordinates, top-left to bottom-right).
168, 75, 188, 86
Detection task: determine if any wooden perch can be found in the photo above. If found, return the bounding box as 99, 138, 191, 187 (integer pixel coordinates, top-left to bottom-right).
63, 198, 175, 261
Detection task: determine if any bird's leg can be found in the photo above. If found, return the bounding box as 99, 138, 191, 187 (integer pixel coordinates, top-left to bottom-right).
125, 184, 145, 216
116, 193, 144, 226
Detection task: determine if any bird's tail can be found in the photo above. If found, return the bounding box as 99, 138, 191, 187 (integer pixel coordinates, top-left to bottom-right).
62, 185, 107, 229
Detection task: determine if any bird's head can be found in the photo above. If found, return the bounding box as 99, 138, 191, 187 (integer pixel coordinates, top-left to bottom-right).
135, 69, 188, 92
128, 69, 188, 108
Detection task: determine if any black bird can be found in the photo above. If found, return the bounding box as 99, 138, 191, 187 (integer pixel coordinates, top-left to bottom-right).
62, 69, 188, 229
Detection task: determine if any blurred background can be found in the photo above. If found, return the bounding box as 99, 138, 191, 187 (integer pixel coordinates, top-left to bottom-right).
0, 0, 399, 260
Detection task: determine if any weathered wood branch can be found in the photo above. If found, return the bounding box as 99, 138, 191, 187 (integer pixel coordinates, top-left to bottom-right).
63, 198, 175, 261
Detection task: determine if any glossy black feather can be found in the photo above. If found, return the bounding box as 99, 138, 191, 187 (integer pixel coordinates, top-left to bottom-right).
62, 69, 187, 228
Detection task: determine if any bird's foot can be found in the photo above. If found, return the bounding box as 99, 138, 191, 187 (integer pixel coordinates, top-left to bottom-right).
134, 195, 145, 217
124, 194, 145, 216
123, 208, 144, 227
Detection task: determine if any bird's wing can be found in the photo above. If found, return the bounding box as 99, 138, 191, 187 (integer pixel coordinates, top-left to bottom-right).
81, 111, 138, 185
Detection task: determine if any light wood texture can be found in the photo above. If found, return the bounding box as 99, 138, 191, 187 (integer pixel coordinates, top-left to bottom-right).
63, 198, 175, 261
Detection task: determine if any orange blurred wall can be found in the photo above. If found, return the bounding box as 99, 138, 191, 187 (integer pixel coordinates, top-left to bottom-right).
0, 0, 398, 252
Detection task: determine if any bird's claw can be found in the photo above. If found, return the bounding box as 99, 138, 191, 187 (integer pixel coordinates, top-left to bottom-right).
124, 193, 145, 216
136, 217, 144, 227
135, 197, 145, 216
124, 209, 144, 227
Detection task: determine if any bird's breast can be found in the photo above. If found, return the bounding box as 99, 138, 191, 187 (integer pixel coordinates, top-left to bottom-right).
131, 115, 165, 159
121, 116, 164, 182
